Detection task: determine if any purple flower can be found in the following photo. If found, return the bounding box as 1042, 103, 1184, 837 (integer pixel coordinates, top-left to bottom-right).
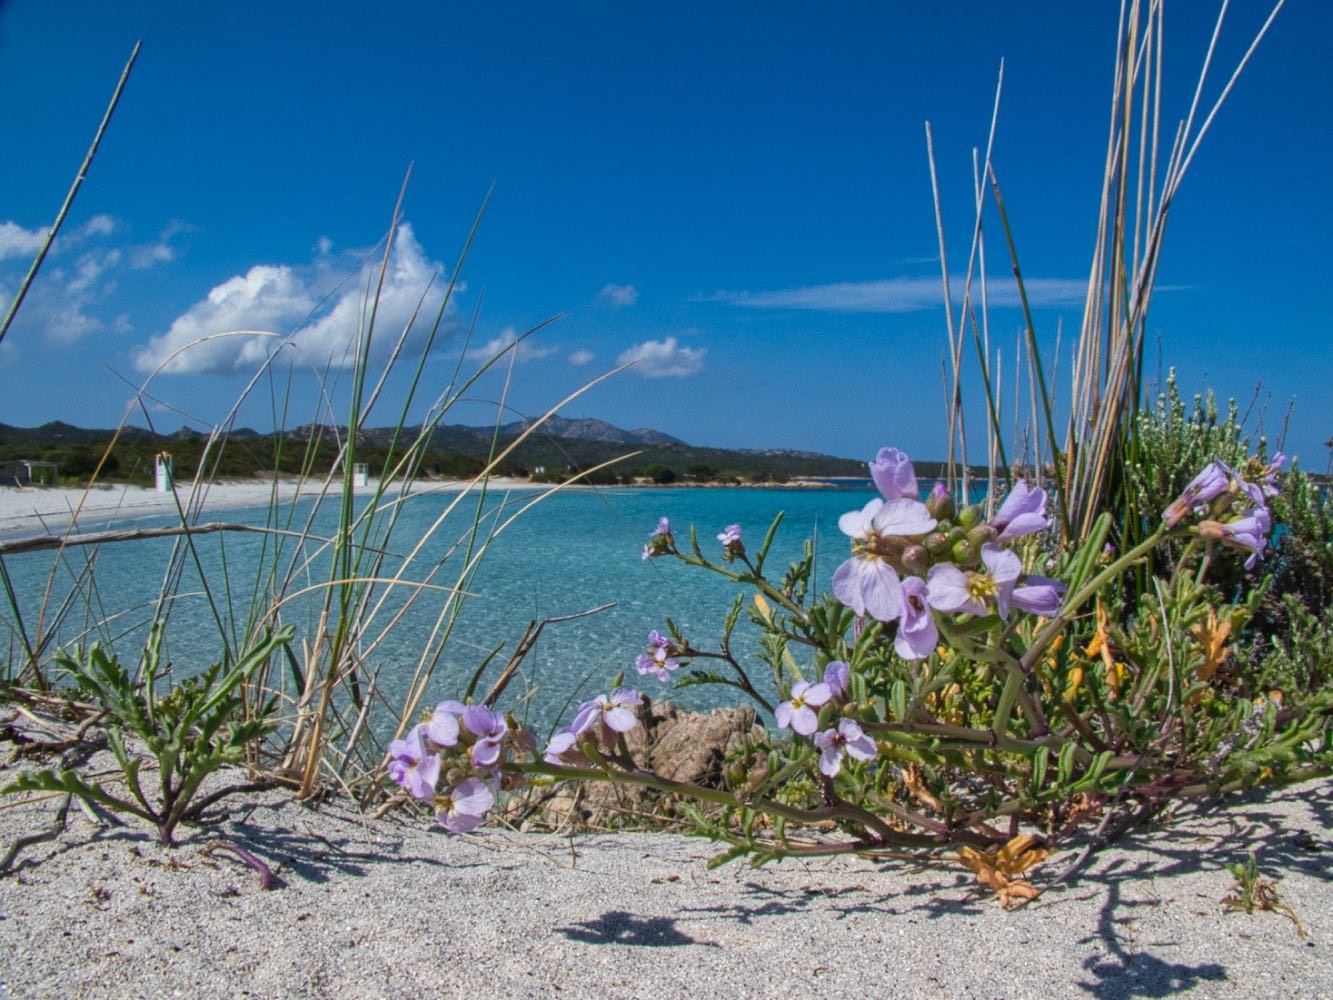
775, 680, 832, 736
833, 497, 937, 623
894, 575, 939, 660
386, 726, 440, 802
1010, 575, 1067, 618
823, 660, 851, 702
1256, 453, 1285, 496
642, 516, 675, 560
1200, 506, 1272, 570
926, 543, 1021, 618
1163, 461, 1233, 527
990, 481, 1050, 541
571, 687, 644, 743
543, 727, 589, 766
869, 498, 938, 537
717, 523, 742, 546
833, 555, 905, 622
814, 719, 878, 777
461, 704, 508, 768
634, 629, 681, 683
436, 776, 494, 833
426, 700, 464, 747
870, 447, 919, 501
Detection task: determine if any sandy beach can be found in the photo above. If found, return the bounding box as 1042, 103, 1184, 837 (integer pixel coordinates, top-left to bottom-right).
0, 747, 1328, 999
1, 485, 1329, 997
0, 478, 541, 540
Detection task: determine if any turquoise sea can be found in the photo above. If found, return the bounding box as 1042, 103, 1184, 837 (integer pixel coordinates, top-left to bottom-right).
2, 485, 886, 735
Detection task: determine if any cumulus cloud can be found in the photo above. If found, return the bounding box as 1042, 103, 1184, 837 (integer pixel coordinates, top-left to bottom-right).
568, 348, 595, 366
706, 275, 1089, 312
616, 336, 705, 378
466, 326, 559, 364
134, 223, 458, 375
599, 283, 638, 307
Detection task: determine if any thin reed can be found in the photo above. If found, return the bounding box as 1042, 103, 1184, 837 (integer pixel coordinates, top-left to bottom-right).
930, 0, 1286, 544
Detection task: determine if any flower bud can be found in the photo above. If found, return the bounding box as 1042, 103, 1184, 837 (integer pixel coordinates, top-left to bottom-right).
951, 539, 977, 566
901, 544, 929, 576
924, 532, 950, 555
966, 524, 997, 549
957, 505, 982, 530
946, 525, 966, 545
926, 485, 956, 522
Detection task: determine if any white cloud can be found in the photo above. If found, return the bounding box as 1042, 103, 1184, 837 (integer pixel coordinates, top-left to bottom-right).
599, 282, 638, 306
706, 275, 1089, 312
466, 326, 559, 364
130, 223, 188, 270
134, 222, 458, 375
568, 348, 595, 366
0, 247, 122, 344
616, 336, 705, 378
0, 215, 117, 264
131, 242, 174, 269
80, 215, 115, 238
0, 221, 46, 261
0, 215, 173, 343
66, 249, 122, 294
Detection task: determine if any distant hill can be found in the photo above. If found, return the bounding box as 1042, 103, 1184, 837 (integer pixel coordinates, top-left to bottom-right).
0, 417, 868, 484
497, 416, 685, 446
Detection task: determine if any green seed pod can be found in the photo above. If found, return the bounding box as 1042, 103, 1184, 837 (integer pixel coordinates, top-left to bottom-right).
901, 543, 929, 575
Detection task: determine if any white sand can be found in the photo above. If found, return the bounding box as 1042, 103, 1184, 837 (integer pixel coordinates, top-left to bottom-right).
0, 477, 540, 539
0, 757, 1329, 999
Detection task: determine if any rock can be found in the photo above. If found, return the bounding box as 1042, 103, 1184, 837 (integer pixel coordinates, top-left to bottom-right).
513, 699, 764, 832
647, 703, 759, 784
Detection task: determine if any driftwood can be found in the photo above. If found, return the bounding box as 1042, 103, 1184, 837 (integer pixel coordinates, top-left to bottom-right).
0, 521, 311, 556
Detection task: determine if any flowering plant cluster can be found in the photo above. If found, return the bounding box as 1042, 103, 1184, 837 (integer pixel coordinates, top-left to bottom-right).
389, 444, 1330, 882
1162, 454, 1283, 569
829, 447, 1065, 659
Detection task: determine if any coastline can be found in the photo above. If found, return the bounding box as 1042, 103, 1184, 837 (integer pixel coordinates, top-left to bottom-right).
0, 477, 543, 540
0, 476, 855, 541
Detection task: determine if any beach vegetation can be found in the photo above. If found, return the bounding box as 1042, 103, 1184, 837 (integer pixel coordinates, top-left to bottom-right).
371, 0, 1330, 901
2, 622, 293, 845
2, 0, 1329, 910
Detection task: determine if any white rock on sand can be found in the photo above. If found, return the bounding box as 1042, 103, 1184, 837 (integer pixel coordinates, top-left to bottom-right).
0, 759, 1328, 999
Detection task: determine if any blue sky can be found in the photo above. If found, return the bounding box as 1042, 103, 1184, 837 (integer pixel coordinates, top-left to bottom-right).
1, 1, 1329, 466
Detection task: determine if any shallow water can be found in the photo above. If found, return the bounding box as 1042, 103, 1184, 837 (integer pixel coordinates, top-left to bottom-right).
1, 485, 881, 734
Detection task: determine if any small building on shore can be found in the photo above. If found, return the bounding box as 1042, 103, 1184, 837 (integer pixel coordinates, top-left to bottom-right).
0, 460, 59, 486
